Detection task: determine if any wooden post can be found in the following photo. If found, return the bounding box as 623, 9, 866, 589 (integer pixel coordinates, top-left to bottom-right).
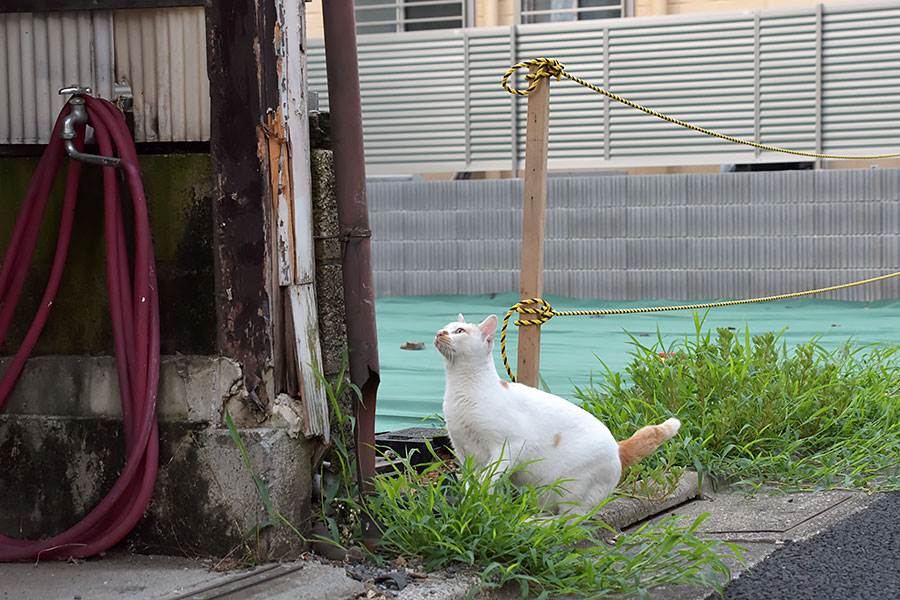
516, 66, 551, 388
205, 0, 279, 415
206, 0, 327, 432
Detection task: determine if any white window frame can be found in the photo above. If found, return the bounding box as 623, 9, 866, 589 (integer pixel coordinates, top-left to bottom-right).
517, 0, 632, 24
355, 0, 473, 34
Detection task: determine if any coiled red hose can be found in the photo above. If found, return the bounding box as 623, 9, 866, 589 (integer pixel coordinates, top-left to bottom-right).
0, 96, 159, 561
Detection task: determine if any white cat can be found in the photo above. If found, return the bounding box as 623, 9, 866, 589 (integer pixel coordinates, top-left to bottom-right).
435, 313, 680, 515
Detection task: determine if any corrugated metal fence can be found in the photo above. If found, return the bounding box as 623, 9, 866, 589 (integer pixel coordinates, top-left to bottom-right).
308, 1, 900, 174
368, 169, 900, 301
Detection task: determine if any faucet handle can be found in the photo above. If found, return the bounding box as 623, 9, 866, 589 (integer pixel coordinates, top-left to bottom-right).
58, 86, 93, 97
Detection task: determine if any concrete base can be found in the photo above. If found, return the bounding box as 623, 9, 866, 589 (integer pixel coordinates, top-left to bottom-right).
0, 355, 313, 559
0, 554, 365, 600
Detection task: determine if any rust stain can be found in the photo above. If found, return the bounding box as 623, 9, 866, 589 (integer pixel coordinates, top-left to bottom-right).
261, 109, 296, 280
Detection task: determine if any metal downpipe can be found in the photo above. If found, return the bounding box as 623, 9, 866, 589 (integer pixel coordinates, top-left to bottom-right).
321, 0, 380, 528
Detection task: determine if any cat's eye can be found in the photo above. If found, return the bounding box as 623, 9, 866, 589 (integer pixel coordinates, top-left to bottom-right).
454, 327, 466, 334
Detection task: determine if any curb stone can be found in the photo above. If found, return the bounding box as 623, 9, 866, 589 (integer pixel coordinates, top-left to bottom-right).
595, 470, 709, 531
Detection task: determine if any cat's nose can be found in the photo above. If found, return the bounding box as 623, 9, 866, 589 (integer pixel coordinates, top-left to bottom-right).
436, 329, 446, 336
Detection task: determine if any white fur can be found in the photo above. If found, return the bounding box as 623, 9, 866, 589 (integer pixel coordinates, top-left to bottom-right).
435, 314, 622, 515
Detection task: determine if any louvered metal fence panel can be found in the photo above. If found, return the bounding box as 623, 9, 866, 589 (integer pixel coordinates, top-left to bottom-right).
113, 7, 209, 143
367, 169, 900, 301
515, 24, 607, 166
607, 14, 756, 164
758, 9, 818, 158
821, 3, 900, 156
0, 11, 114, 145
306, 1, 900, 175
308, 32, 468, 173
307, 38, 329, 109
468, 27, 517, 169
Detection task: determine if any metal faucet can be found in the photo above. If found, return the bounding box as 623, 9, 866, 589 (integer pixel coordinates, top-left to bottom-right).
58, 87, 122, 168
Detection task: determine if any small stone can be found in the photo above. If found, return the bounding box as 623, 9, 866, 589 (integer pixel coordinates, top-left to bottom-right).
400, 341, 425, 350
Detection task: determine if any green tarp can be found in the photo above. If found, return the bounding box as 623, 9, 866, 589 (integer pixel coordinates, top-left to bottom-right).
374, 293, 900, 433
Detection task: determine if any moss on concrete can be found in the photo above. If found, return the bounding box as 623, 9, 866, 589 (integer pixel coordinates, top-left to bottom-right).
0, 154, 216, 355
0, 415, 311, 559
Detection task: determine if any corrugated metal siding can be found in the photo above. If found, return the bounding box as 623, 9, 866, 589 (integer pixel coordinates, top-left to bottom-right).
1, 7, 208, 145
113, 7, 209, 143
0, 11, 114, 144
308, 1, 900, 175
368, 169, 900, 301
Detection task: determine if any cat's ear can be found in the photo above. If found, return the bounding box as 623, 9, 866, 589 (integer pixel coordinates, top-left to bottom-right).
478, 315, 498, 341
458, 313, 466, 323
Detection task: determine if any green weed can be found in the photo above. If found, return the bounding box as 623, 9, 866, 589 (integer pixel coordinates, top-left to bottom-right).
370, 447, 738, 599
576, 312, 900, 493
224, 409, 305, 544
309, 350, 366, 545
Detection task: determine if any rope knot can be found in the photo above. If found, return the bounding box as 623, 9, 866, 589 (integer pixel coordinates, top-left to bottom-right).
513, 298, 554, 327
501, 57, 566, 96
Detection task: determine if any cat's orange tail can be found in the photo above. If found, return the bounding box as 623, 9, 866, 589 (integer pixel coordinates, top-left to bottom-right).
617, 417, 681, 469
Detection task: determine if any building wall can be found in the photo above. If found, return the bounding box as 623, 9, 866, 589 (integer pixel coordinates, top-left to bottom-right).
306, 0, 855, 37
0, 154, 216, 356
307, 0, 324, 37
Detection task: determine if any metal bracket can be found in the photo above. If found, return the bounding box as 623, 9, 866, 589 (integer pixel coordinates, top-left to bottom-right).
58, 87, 122, 168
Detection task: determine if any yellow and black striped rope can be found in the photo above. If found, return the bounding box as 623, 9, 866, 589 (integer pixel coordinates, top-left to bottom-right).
501, 58, 900, 161
499, 271, 900, 382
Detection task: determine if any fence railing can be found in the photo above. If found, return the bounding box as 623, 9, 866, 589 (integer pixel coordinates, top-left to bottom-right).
307, 1, 900, 175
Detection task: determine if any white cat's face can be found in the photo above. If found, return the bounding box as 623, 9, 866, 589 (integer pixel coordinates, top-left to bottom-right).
434, 314, 498, 361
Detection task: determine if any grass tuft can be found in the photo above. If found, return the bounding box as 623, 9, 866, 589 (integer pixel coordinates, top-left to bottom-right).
371, 449, 738, 598
575, 312, 900, 493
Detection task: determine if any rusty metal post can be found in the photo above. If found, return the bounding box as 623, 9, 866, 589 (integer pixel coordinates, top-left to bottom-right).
321, 0, 380, 506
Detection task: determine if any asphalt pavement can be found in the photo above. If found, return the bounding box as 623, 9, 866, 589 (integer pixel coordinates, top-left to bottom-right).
718, 492, 900, 600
